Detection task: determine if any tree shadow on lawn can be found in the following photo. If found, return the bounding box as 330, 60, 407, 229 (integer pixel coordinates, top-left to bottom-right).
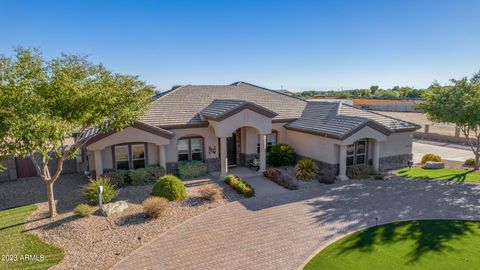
305, 179, 480, 263
336, 220, 480, 264
397, 169, 475, 183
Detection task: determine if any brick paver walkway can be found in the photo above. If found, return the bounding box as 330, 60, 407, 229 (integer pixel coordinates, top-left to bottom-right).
113, 178, 480, 270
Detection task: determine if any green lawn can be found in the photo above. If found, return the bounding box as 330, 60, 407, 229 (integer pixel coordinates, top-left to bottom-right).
396, 167, 480, 183
0, 205, 63, 270
304, 220, 480, 270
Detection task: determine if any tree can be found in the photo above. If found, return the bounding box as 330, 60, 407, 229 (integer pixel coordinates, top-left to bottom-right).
0, 48, 154, 217
420, 71, 480, 169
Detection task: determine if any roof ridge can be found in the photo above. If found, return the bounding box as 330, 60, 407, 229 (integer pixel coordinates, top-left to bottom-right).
231, 81, 307, 102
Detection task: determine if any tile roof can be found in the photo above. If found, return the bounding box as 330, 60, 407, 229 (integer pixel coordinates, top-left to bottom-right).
285, 101, 420, 140
140, 82, 307, 127
200, 99, 278, 121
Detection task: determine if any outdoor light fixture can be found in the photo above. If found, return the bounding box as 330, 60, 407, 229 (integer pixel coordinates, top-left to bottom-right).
98, 185, 104, 212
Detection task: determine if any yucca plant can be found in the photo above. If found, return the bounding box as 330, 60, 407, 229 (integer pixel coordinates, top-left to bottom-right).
295, 159, 319, 180
267, 144, 296, 166
84, 177, 119, 203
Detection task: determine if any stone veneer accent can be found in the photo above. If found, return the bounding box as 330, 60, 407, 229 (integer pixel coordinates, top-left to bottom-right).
239, 153, 259, 167
166, 162, 178, 174
379, 153, 413, 171
296, 155, 339, 179
205, 158, 220, 172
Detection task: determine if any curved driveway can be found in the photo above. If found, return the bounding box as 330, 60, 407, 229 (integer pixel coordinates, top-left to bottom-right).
113, 178, 480, 270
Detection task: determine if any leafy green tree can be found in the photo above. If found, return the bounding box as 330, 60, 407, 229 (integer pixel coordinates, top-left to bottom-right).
370, 85, 380, 95
420, 71, 480, 169
0, 48, 154, 217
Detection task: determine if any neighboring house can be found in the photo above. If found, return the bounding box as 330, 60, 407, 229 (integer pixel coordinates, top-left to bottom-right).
78, 81, 420, 181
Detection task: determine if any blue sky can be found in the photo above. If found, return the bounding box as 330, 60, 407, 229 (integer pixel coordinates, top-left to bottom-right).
1, 0, 479, 91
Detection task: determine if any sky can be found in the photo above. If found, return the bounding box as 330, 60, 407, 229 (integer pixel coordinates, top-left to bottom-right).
0, 0, 479, 92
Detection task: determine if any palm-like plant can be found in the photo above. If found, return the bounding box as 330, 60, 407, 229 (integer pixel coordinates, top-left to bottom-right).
295, 159, 319, 180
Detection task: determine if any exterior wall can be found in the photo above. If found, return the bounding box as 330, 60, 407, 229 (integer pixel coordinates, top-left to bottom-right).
272, 123, 287, 144
379, 132, 413, 158
165, 126, 219, 173
379, 131, 414, 170
208, 109, 272, 137
0, 159, 17, 182
97, 142, 160, 171
87, 126, 170, 151
285, 129, 341, 164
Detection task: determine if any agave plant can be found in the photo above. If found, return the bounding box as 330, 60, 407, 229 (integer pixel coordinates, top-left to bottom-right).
295, 159, 319, 180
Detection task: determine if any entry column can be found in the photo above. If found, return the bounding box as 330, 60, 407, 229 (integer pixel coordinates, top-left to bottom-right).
259, 134, 267, 173
337, 145, 349, 181
219, 137, 228, 178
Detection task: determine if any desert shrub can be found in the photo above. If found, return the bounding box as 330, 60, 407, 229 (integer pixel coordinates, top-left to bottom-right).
84, 177, 118, 203
267, 144, 296, 166
74, 204, 96, 217
104, 170, 127, 187
464, 158, 476, 166
263, 168, 298, 190
178, 160, 208, 179
421, 153, 442, 164
346, 164, 375, 179
142, 196, 169, 218
295, 159, 319, 180
129, 168, 156, 186
198, 185, 224, 202
224, 174, 255, 197
146, 165, 166, 178
152, 175, 187, 201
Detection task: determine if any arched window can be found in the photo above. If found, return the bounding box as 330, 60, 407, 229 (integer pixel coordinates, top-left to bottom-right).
177, 137, 204, 161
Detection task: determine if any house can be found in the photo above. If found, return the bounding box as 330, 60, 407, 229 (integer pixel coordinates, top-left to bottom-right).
78, 81, 420, 180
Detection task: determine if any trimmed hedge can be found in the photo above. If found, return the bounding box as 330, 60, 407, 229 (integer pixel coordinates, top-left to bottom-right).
263, 168, 298, 190
129, 168, 156, 186
267, 144, 296, 166
104, 170, 127, 187
346, 164, 375, 179
421, 153, 442, 164
178, 160, 208, 179
465, 158, 476, 166
152, 175, 187, 201
224, 174, 255, 197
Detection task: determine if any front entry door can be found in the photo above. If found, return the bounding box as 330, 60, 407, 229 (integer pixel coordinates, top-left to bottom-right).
227, 133, 237, 166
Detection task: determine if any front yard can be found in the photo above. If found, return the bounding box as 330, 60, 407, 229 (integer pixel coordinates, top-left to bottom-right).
0, 205, 63, 270
0, 173, 242, 270
396, 168, 480, 183
304, 220, 480, 270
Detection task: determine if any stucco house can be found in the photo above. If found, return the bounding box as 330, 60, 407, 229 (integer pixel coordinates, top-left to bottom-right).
78, 82, 420, 181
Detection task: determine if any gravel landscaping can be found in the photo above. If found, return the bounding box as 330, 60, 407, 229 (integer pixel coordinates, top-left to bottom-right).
0, 174, 241, 270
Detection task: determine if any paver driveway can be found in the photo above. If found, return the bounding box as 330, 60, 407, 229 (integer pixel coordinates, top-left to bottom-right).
113, 178, 480, 270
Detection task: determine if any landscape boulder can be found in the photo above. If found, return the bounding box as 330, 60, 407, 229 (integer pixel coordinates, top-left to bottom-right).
422, 161, 445, 169
101, 200, 128, 216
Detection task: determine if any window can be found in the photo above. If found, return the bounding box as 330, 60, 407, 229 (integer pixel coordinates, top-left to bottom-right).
114, 145, 130, 170
114, 143, 147, 170
177, 137, 204, 161
257, 131, 277, 153
346, 140, 368, 166
131, 144, 146, 169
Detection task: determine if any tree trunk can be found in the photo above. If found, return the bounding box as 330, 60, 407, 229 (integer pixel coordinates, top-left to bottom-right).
475, 155, 479, 171
46, 180, 57, 218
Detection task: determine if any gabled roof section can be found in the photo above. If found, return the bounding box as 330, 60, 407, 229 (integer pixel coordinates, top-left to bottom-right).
200, 99, 278, 121
82, 121, 174, 146
285, 102, 420, 140
141, 82, 307, 128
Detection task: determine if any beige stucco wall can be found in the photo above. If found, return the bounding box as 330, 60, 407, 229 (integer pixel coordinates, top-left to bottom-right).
92, 142, 160, 171
379, 131, 413, 157
341, 126, 387, 145
208, 108, 273, 137
166, 126, 219, 163
285, 129, 341, 164
272, 122, 287, 144
86, 126, 170, 151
